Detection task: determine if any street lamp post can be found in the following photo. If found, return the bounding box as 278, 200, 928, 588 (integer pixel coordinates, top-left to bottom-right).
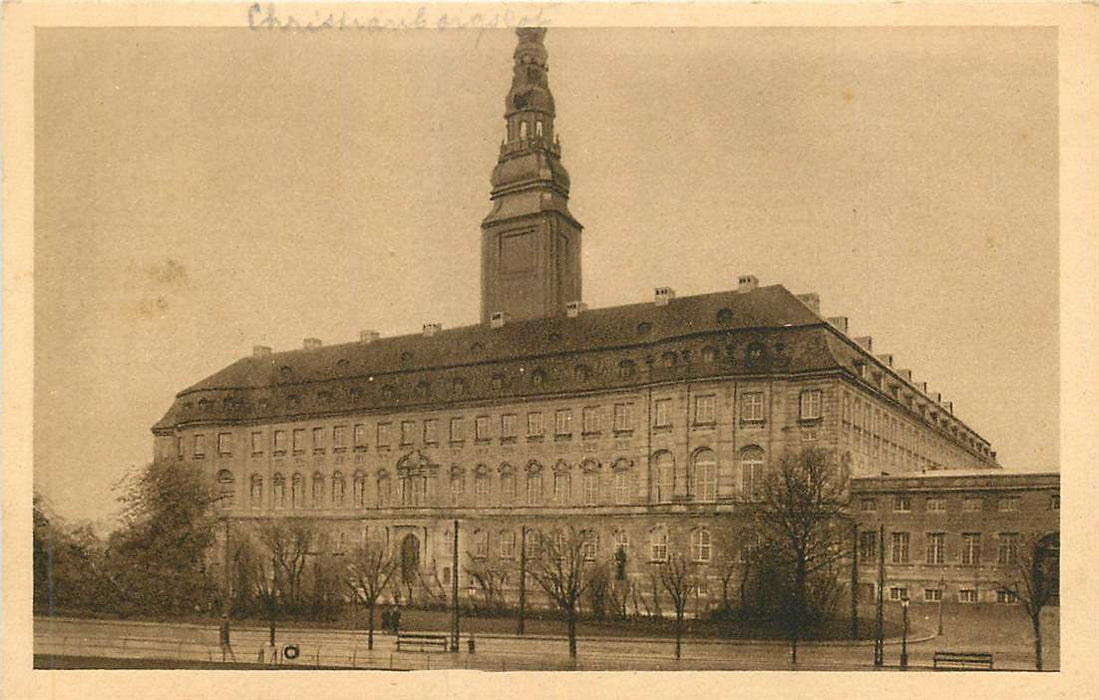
900, 594, 910, 670
937, 573, 945, 636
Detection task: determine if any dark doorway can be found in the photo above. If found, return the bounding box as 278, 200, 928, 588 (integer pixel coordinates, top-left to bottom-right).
400, 533, 420, 586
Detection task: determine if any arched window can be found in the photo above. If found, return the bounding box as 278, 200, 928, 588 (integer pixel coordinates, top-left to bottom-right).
650, 527, 669, 562
377, 471, 391, 507
331, 471, 345, 508
526, 466, 543, 505
611, 458, 632, 504
614, 531, 630, 554
352, 471, 366, 508
692, 449, 718, 502
215, 470, 235, 509
249, 474, 263, 509
692, 528, 712, 562
581, 530, 599, 561
653, 452, 675, 502
472, 529, 489, 559
291, 473, 304, 509
519, 121, 528, 139
450, 469, 465, 505
740, 447, 765, 500
272, 473, 286, 509
312, 473, 325, 508
617, 359, 637, 378
535, 120, 543, 137
474, 466, 490, 506
499, 465, 516, 503
552, 463, 570, 504
499, 530, 516, 559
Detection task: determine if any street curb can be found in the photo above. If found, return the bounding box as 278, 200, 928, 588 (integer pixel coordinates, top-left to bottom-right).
34, 615, 937, 649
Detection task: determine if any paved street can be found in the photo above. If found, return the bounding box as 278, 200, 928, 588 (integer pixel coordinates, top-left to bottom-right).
34, 608, 1057, 671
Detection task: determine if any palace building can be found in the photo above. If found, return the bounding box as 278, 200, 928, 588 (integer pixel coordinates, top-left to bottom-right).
151, 29, 1010, 608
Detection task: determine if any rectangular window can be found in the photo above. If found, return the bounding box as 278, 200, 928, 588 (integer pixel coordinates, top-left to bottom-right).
499, 531, 516, 559
961, 533, 981, 565
891, 532, 910, 564
176, 436, 184, 460
450, 417, 465, 443
251, 431, 263, 455
553, 472, 569, 503
449, 474, 464, 504
926, 533, 945, 564
893, 495, 911, 512
376, 423, 391, 448
273, 430, 287, 455
741, 392, 764, 422
501, 414, 518, 441
959, 588, 978, 604
860, 498, 877, 512
694, 395, 716, 425
292, 429, 306, 453
353, 424, 367, 450
582, 471, 599, 505
998, 497, 1020, 512
926, 497, 946, 513
332, 425, 348, 451
400, 420, 415, 446
218, 432, 232, 456
889, 586, 908, 602
998, 533, 1019, 566
312, 427, 325, 453
582, 406, 602, 435
613, 403, 632, 433
527, 412, 544, 437
653, 398, 672, 428
1051, 494, 1060, 510
799, 389, 822, 420
859, 531, 877, 561
962, 497, 982, 512
193, 434, 206, 458
555, 409, 572, 437
997, 589, 1018, 604
614, 470, 630, 504
924, 588, 942, 602
423, 419, 438, 445
651, 531, 669, 562
475, 415, 491, 442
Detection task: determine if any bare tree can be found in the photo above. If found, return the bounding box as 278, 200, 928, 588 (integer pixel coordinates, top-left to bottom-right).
995, 532, 1059, 670
529, 526, 598, 659
756, 447, 851, 665
464, 553, 511, 612
659, 553, 698, 660
254, 521, 314, 613
345, 540, 398, 650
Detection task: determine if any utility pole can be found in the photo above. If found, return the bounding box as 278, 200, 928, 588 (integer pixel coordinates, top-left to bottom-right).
451, 519, 460, 652
900, 595, 910, 670
850, 520, 859, 640
937, 572, 945, 636
517, 525, 527, 635
219, 516, 232, 660
873, 523, 885, 668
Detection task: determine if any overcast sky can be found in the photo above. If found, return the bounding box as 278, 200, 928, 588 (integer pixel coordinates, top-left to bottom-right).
34, 26, 1058, 527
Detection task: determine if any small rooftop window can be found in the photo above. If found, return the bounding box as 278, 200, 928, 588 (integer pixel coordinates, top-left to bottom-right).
717, 308, 734, 324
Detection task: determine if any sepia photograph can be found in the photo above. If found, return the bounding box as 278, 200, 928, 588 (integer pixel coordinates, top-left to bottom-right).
5, 2, 1099, 698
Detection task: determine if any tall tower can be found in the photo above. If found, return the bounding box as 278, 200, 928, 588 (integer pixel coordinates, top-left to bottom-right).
481, 28, 583, 324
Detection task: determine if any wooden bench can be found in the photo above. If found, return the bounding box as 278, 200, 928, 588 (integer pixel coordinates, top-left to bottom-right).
396, 632, 449, 653
933, 651, 994, 670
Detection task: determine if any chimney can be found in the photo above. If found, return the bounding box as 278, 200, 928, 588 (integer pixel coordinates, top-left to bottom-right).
303, 337, 323, 350
875, 353, 894, 367
490, 311, 507, 329
827, 316, 849, 334
359, 330, 380, 344
796, 293, 820, 314
931, 391, 942, 403
253, 345, 272, 357
422, 323, 441, 337
565, 300, 586, 318
916, 381, 928, 393
897, 369, 912, 381
654, 287, 675, 306
737, 274, 759, 294
942, 400, 953, 414
854, 336, 873, 352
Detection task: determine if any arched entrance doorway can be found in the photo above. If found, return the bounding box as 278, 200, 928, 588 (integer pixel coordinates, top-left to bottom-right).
400, 533, 420, 586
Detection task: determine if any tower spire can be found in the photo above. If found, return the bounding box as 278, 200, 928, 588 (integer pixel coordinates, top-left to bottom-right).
480, 29, 583, 325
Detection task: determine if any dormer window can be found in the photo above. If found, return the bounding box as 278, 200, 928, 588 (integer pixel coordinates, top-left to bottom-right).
535, 120, 543, 137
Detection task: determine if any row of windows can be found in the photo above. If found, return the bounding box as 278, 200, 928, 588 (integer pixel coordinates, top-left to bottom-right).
215, 446, 774, 510
859, 530, 1025, 566
467, 526, 714, 564
858, 494, 1053, 514
885, 586, 1017, 604
180, 389, 826, 459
